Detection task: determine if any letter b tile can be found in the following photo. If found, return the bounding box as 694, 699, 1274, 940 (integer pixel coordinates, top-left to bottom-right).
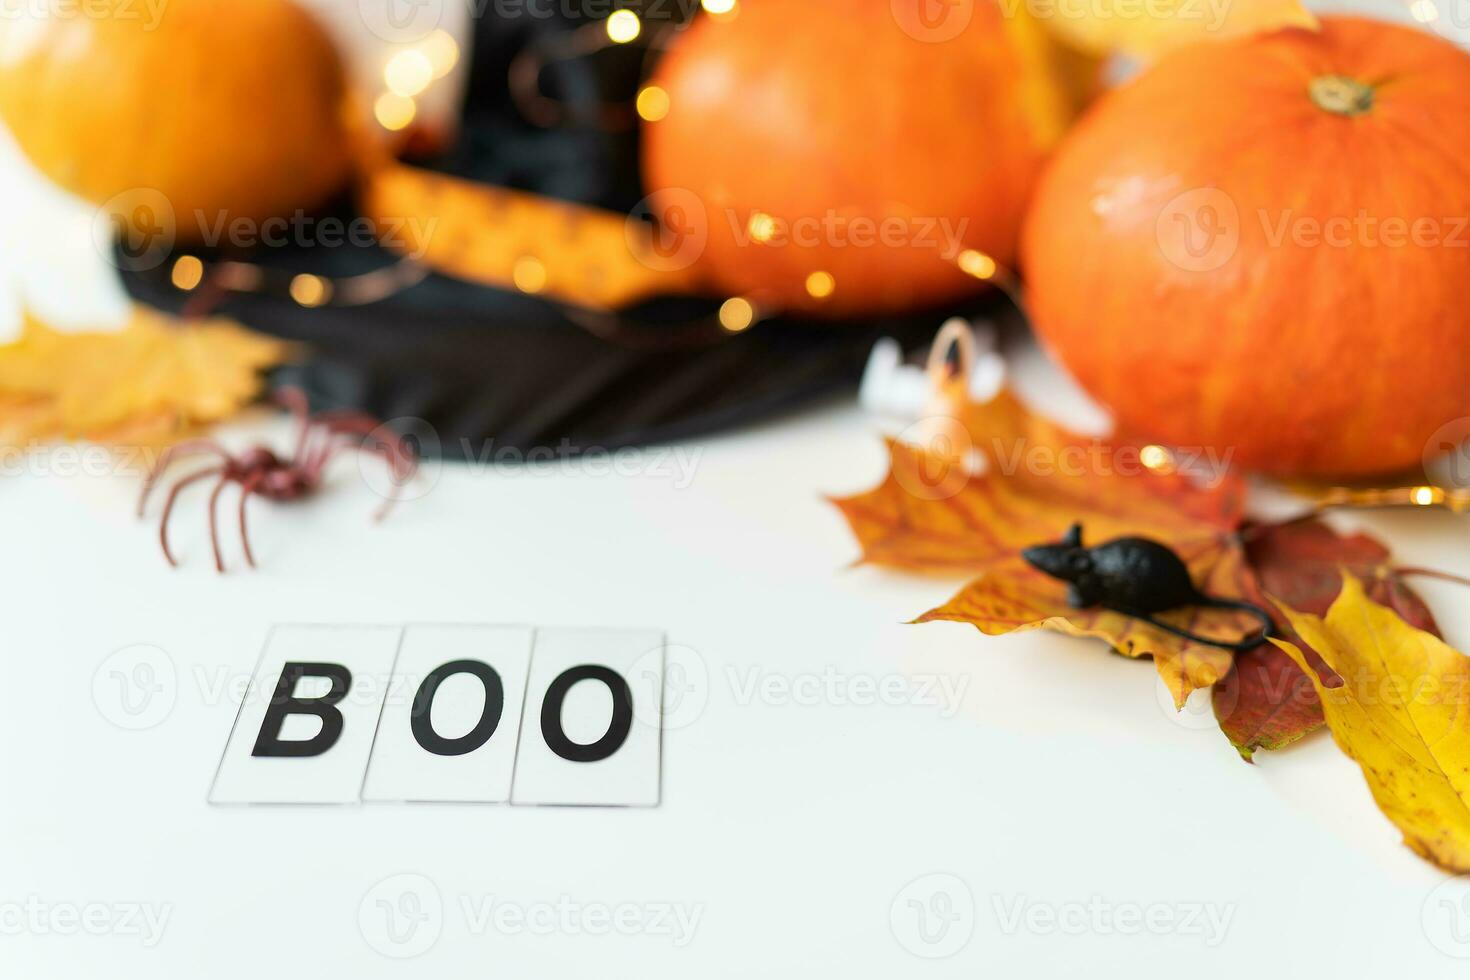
209, 626, 402, 805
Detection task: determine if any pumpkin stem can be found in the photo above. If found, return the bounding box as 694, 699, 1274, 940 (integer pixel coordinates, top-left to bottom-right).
1309, 76, 1375, 117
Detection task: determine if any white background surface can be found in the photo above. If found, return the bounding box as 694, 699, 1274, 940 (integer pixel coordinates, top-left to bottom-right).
5, 1, 1470, 976
4, 398, 1470, 977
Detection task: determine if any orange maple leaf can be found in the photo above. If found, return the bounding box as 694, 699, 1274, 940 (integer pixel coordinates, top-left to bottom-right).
832, 382, 1256, 707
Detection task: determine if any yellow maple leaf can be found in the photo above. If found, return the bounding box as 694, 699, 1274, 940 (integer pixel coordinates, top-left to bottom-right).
1274, 575, 1470, 873
0, 306, 290, 445
1022, 0, 1318, 60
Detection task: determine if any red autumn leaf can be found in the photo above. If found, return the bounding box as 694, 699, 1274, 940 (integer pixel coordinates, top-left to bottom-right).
1246, 519, 1440, 632
1215, 518, 1444, 760
1212, 644, 1325, 763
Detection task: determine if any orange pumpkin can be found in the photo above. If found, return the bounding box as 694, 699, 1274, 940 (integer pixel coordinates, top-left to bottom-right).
1022, 16, 1470, 477
0, 0, 351, 242
643, 0, 1093, 318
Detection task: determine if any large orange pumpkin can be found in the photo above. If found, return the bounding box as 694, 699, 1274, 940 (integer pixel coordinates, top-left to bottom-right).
1022, 16, 1470, 477
0, 0, 351, 242
643, 0, 1093, 318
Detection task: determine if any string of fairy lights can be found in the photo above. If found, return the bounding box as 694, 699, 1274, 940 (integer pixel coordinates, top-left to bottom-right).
155, 1, 1470, 507
157, 0, 1462, 327
373, 27, 463, 133
167, 25, 463, 312
160, 0, 1009, 340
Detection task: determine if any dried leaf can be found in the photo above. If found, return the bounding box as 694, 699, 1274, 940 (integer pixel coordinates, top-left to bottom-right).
1213, 641, 1326, 762
832, 385, 1253, 707
0, 306, 290, 445
1274, 576, 1470, 873
1247, 519, 1440, 633
1216, 519, 1443, 761
833, 390, 1244, 574
918, 544, 1259, 706
1026, 0, 1318, 60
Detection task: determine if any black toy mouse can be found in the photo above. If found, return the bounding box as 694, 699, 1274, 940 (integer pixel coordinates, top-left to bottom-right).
1022, 523, 1273, 652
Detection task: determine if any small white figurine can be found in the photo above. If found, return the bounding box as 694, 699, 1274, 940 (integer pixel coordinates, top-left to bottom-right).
859, 318, 1006, 423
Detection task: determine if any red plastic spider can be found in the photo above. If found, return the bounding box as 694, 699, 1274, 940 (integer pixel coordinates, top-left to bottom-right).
137, 389, 418, 572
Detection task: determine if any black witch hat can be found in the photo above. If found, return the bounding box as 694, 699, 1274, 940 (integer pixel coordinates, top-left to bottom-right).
122, 5, 1008, 457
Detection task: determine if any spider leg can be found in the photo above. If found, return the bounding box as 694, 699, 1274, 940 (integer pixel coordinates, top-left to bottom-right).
299, 435, 346, 484
302, 427, 344, 479
291, 405, 402, 478
158, 466, 224, 568
314, 439, 418, 521
306, 424, 415, 487
138, 439, 228, 518
366, 441, 416, 522
206, 471, 235, 573
274, 386, 310, 417
314, 411, 388, 433
317, 415, 417, 479
238, 473, 263, 569
366, 439, 419, 521
300, 419, 339, 483
273, 388, 313, 461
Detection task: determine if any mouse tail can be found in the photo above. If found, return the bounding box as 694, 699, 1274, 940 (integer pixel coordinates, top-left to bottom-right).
1135, 598, 1275, 653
